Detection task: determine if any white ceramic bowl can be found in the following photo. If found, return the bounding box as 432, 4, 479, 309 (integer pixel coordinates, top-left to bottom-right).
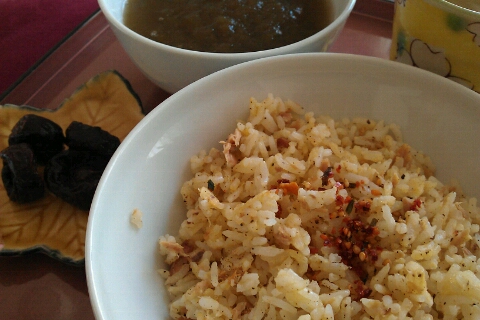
86, 53, 480, 320
97, 0, 356, 93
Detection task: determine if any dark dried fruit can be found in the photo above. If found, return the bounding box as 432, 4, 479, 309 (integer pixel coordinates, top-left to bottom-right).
8, 114, 65, 164
65, 121, 120, 157
44, 150, 110, 211
1, 143, 45, 203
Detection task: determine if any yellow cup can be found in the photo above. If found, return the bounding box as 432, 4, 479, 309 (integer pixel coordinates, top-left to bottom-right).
390, 0, 480, 93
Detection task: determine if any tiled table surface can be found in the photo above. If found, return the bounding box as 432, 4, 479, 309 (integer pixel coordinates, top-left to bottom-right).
1, 8, 393, 112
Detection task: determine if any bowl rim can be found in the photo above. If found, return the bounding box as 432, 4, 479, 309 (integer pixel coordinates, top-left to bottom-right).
97, 0, 357, 58
424, 0, 480, 18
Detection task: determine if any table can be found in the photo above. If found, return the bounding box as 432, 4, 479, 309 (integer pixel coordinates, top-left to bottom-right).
0, 3, 393, 318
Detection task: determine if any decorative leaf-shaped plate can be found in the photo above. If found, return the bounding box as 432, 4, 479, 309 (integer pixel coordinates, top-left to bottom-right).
0, 70, 145, 265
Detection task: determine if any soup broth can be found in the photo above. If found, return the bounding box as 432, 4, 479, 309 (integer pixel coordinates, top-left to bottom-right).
123, 0, 333, 53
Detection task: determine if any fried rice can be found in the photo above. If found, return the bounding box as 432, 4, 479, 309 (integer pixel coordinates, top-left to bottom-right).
158, 94, 480, 319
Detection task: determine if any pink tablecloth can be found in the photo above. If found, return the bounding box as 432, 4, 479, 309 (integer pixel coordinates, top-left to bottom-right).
0, 0, 99, 95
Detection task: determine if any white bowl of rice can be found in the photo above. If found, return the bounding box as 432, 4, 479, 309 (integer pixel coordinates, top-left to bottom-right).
86, 53, 480, 320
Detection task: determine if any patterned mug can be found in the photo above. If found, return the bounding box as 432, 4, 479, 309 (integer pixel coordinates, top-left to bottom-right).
390, 0, 480, 93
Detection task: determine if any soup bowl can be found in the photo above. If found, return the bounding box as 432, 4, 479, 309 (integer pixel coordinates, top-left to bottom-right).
97, 0, 356, 93
86, 53, 480, 320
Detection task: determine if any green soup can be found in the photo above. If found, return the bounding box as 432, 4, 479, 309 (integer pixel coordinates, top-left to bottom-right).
123, 0, 334, 53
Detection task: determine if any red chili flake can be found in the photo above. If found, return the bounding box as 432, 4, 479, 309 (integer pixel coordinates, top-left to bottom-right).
410, 198, 422, 211
354, 199, 371, 213
367, 247, 381, 262
305, 270, 316, 281
319, 216, 383, 287
181, 241, 194, 253
276, 137, 290, 149
336, 165, 342, 173
276, 202, 283, 218
336, 195, 345, 206
309, 246, 319, 254
354, 280, 372, 299
362, 223, 380, 237
320, 233, 332, 247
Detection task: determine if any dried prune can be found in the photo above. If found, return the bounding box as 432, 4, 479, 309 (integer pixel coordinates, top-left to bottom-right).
44, 150, 110, 211
8, 114, 65, 165
65, 121, 120, 157
1, 143, 45, 203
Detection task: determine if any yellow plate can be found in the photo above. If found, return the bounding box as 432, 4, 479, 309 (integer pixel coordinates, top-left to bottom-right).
0, 70, 144, 265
